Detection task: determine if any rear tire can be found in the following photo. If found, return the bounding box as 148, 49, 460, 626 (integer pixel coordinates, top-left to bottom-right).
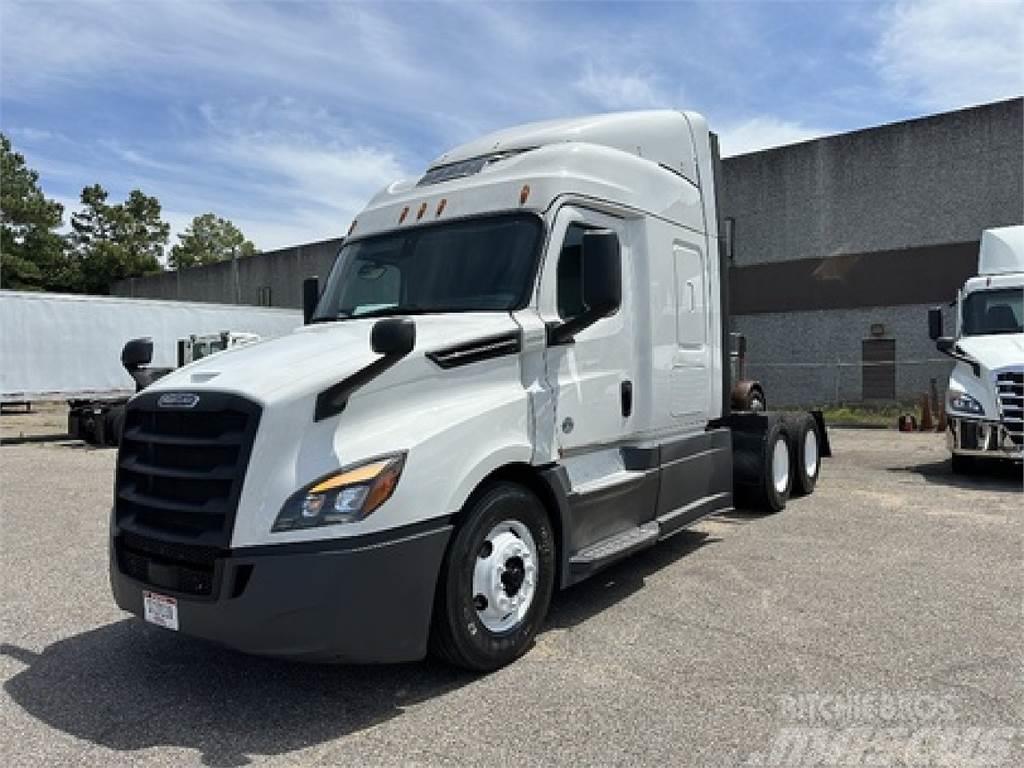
787, 413, 820, 496
733, 415, 793, 513
430, 482, 555, 672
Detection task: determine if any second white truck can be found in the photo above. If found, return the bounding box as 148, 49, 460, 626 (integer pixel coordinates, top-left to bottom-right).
109, 111, 827, 670
928, 225, 1024, 472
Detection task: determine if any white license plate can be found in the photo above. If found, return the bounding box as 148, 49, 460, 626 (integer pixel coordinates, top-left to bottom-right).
143, 591, 179, 630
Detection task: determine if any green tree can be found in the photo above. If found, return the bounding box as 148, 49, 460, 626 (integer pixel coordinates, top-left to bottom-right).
170, 213, 257, 270
69, 184, 169, 294
0, 133, 70, 291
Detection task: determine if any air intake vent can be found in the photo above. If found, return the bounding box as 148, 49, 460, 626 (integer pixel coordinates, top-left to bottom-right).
417, 149, 534, 188
115, 391, 261, 547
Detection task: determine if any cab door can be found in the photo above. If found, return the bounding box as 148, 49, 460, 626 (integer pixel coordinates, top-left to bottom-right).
539, 206, 636, 454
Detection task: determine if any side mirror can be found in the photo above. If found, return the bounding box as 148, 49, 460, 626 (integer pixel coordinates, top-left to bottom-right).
302, 276, 320, 325
927, 307, 943, 340
121, 337, 153, 372
549, 230, 622, 345
371, 318, 416, 357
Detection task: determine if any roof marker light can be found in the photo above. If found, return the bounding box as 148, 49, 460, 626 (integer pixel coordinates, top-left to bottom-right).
519, 184, 530, 205
347, 219, 358, 236
436, 198, 447, 217
416, 202, 427, 221
398, 206, 409, 224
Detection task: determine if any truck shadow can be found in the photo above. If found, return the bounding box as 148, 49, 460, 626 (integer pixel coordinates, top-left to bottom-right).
2, 532, 720, 765
2, 624, 473, 767
887, 458, 1022, 493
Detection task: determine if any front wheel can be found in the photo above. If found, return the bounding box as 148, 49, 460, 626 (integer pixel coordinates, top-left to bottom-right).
430, 482, 555, 671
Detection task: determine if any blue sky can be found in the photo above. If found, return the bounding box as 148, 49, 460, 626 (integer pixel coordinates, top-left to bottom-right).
2, 0, 1021, 253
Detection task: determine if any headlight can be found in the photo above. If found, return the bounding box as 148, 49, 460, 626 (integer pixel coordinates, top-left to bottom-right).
272, 454, 405, 531
948, 392, 984, 415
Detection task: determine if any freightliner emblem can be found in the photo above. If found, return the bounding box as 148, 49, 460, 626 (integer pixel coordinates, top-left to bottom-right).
157, 393, 200, 409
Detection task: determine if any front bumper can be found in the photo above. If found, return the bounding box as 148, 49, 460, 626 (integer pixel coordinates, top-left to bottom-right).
110, 522, 452, 663
947, 417, 1023, 460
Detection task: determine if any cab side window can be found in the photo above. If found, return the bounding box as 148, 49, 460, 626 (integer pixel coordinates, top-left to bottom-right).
557, 224, 588, 320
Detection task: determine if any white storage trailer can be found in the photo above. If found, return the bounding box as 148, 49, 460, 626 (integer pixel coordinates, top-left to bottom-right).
0, 291, 302, 403
108, 111, 829, 670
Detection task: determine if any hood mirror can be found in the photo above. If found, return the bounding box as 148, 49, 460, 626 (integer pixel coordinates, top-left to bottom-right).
371, 318, 416, 357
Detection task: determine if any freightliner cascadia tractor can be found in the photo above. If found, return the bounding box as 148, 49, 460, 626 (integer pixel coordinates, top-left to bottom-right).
929, 225, 1024, 472
110, 111, 828, 670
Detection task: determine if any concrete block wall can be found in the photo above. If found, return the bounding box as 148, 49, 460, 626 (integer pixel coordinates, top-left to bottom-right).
113, 238, 344, 308
733, 304, 956, 407
722, 98, 1023, 266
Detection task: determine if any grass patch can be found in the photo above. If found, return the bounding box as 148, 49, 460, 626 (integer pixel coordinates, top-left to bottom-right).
810, 402, 917, 428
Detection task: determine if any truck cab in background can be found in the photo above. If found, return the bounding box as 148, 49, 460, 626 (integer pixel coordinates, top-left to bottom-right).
109, 111, 827, 671
928, 225, 1024, 472
70, 331, 262, 446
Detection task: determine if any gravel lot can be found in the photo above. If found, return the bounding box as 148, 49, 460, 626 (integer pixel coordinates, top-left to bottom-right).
1, 429, 1021, 766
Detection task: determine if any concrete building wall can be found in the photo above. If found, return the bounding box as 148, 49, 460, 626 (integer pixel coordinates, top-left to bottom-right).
735, 303, 957, 407
722, 97, 1023, 405
113, 238, 343, 308
722, 98, 1023, 266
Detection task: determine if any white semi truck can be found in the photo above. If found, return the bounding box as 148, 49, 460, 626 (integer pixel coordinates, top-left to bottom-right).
109, 111, 828, 670
928, 225, 1024, 472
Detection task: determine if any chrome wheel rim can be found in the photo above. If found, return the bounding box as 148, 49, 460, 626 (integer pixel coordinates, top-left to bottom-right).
803, 428, 819, 479
772, 437, 791, 495
472, 519, 538, 633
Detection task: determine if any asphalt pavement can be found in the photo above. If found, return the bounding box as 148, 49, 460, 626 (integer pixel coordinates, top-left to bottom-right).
1, 429, 1021, 766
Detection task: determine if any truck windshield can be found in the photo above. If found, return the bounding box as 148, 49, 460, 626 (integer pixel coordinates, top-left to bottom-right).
312, 213, 543, 321
962, 288, 1023, 336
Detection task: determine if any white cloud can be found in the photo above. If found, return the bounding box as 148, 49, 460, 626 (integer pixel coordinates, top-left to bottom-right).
3, 0, 852, 252
873, 0, 1024, 111
718, 117, 828, 157
574, 64, 670, 111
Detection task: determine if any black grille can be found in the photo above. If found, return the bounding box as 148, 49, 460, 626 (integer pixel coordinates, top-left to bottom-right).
996, 371, 1024, 447
115, 391, 261, 548
115, 531, 219, 597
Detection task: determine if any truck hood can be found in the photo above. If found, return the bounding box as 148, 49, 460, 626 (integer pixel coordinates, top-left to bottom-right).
956, 334, 1024, 373
144, 313, 521, 404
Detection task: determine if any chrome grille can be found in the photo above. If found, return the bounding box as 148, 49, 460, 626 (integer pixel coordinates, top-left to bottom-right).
995, 370, 1024, 447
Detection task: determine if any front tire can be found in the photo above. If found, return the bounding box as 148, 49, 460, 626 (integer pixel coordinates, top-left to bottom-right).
430, 482, 555, 671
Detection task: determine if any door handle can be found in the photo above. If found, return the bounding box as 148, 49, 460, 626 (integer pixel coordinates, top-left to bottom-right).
621, 380, 633, 418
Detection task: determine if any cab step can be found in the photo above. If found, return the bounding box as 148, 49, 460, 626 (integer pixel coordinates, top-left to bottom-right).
568, 522, 659, 580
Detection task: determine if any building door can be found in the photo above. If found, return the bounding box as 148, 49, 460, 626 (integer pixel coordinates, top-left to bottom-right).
862, 339, 896, 401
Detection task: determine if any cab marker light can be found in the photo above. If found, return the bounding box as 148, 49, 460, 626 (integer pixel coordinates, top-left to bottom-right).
398, 206, 409, 224
436, 198, 447, 217
416, 202, 428, 221
347, 219, 358, 235
519, 184, 530, 205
